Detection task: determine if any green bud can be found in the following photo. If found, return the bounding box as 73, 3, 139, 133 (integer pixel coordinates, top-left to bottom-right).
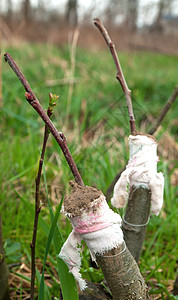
49, 93, 59, 112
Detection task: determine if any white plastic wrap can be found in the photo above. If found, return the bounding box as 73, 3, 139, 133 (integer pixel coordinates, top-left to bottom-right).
111, 135, 164, 216
59, 195, 123, 290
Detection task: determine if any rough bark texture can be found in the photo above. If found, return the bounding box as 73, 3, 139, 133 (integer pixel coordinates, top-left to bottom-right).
96, 242, 149, 300
122, 185, 151, 263
0, 215, 10, 300
173, 275, 178, 296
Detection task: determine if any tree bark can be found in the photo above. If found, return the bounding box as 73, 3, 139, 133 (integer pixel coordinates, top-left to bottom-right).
173, 275, 178, 296
0, 215, 10, 300
122, 185, 151, 263
96, 242, 149, 300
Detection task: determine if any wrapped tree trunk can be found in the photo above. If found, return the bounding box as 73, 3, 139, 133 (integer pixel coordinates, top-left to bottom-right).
0, 215, 10, 300
111, 134, 164, 262
106, 86, 178, 202
59, 182, 148, 299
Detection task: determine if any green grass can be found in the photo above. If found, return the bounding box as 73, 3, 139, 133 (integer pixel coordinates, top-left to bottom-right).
1, 41, 178, 299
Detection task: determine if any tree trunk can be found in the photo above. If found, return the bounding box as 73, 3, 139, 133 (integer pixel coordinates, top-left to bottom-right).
23, 0, 31, 24
66, 0, 78, 27
0, 215, 10, 300
59, 184, 149, 299
122, 185, 151, 263
96, 242, 149, 300
125, 0, 138, 32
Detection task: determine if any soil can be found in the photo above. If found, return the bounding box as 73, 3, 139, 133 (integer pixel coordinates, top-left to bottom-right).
63, 181, 103, 217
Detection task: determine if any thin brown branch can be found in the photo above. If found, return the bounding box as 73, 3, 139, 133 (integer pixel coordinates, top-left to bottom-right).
0, 215, 10, 300
4, 52, 84, 187
148, 86, 178, 135
4, 52, 37, 100
30, 104, 52, 300
94, 18, 136, 135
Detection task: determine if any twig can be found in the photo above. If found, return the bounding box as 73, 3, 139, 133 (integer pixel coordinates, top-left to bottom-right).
0, 215, 10, 300
30, 95, 55, 300
148, 86, 178, 135
4, 52, 84, 187
94, 18, 136, 135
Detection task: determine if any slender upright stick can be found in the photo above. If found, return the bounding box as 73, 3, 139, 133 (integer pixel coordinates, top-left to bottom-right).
4, 52, 84, 187
94, 18, 136, 135
30, 97, 55, 300
0, 215, 10, 300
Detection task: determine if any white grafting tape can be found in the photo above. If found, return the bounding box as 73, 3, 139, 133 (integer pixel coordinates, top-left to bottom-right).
111, 135, 164, 216
58, 194, 123, 290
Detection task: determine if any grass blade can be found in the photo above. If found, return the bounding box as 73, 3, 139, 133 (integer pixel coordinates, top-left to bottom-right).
36, 268, 51, 300
38, 198, 63, 300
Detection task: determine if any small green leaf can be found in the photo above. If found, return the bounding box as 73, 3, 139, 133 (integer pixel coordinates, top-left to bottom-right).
4, 238, 22, 262
49, 93, 59, 113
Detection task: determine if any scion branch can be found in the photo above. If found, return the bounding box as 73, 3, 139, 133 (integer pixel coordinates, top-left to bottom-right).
94, 18, 136, 135
4, 52, 84, 187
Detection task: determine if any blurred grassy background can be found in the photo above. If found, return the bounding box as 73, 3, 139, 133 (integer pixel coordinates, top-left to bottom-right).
0, 40, 178, 298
